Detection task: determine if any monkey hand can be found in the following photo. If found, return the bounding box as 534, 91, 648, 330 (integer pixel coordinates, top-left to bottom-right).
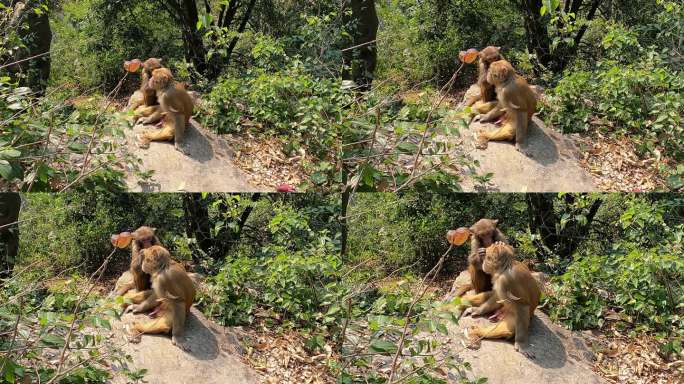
473, 114, 483, 123
463, 306, 479, 317
125, 304, 143, 314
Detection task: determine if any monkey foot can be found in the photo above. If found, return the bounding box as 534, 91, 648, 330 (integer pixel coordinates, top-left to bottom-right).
124, 324, 143, 344
475, 132, 489, 150
172, 335, 192, 352
462, 327, 482, 350
515, 143, 534, 158
136, 134, 151, 149
515, 341, 535, 359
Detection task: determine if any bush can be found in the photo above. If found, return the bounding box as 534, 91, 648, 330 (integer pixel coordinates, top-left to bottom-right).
198, 36, 351, 159
547, 197, 684, 339
201, 205, 345, 330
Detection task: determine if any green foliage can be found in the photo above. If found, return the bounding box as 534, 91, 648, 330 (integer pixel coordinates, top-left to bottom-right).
198, 34, 351, 160
541, 2, 684, 185
18, 193, 185, 274
202, 205, 344, 330
547, 198, 684, 340
0, 275, 123, 384
50, 0, 185, 90
376, 0, 525, 86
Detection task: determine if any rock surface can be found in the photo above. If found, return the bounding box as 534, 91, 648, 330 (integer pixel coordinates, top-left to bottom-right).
444, 270, 604, 383
455, 85, 596, 192
124, 119, 267, 192
109, 307, 260, 384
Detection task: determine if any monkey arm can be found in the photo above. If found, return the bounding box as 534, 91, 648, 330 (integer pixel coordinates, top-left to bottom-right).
140, 106, 164, 125
477, 104, 505, 123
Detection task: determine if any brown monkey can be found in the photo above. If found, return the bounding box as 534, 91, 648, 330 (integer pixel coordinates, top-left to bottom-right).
137, 68, 194, 152
464, 46, 504, 111
452, 218, 507, 297
126, 245, 195, 350
474, 60, 537, 153
463, 242, 540, 357
129, 58, 163, 115
112, 226, 160, 302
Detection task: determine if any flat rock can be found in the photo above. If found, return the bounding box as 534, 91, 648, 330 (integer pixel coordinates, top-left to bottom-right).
442, 271, 604, 383
448, 311, 604, 384
455, 86, 596, 192
124, 119, 268, 192
109, 307, 260, 384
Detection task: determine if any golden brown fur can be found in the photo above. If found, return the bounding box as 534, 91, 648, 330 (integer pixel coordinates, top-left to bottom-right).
475, 60, 537, 153
137, 67, 194, 152
452, 218, 507, 297
464, 46, 504, 107
126, 245, 195, 350
129, 58, 163, 115
113, 226, 160, 302
464, 242, 541, 357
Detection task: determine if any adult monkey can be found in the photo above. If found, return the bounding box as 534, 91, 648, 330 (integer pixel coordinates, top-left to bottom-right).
450, 218, 508, 298
474, 60, 537, 153
464, 46, 504, 114
463, 242, 540, 357
137, 68, 194, 152
112, 226, 160, 300
126, 245, 195, 351
128, 58, 164, 118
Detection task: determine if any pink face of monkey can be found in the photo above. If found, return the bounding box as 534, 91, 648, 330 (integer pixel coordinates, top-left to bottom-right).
147, 68, 174, 91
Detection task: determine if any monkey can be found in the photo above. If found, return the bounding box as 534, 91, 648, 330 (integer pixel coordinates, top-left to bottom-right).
464, 46, 504, 113
474, 60, 537, 153
129, 58, 163, 116
112, 226, 160, 306
125, 245, 196, 351
136, 67, 194, 153
451, 218, 508, 298
463, 242, 541, 357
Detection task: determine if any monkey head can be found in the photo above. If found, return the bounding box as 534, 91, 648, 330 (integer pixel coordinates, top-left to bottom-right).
142, 58, 163, 74
469, 218, 500, 247
483, 242, 514, 275
132, 226, 158, 249
486, 60, 514, 86
478, 46, 502, 65
148, 67, 173, 91
141, 245, 171, 275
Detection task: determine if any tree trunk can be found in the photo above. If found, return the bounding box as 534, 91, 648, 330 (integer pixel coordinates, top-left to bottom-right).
526, 194, 603, 263
6, 0, 52, 94
178, 0, 209, 78
516, 0, 554, 73
340, 182, 350, 258
343, 0, 379, 91
0, 193, 21, 279
182, 193, 212, 262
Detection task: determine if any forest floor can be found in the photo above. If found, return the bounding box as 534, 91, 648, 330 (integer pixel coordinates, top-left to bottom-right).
122, 119, 264, 192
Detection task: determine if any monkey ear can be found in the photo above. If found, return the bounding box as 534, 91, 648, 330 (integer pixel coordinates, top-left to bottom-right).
492, 219, 499, 226
151, 227, 157, 233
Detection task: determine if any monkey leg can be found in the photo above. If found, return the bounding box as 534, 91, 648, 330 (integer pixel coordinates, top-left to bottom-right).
469, 316, 516, 342
170, 301, 191, 351
167, 114, 187, 152
453, 282, 473, 297
459, 291, 493, 311
513, 304, 534, 357
475, 122, 516, 150
123, 289, 153, 304
140, 107, 164, 125
133, 312, 173, 335
142, 124, 175, 144
477, 104, 505, 123
472, 101, 498, 115
133, 105, 158, 121
512, 111, 529, 152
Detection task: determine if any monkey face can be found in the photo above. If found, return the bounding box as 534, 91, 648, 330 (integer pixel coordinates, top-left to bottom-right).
132, 226, 158, 249
469, 218, 499, 247
148, 68, 173, 90
482, 242, 513, 274
479, 46, 502, 65
487, 60, 513, 85
141, 246, 170, 274
142, 58, 162, 73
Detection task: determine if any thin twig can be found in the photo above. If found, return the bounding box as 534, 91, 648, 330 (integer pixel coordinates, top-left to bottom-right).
387, 244, 453, 383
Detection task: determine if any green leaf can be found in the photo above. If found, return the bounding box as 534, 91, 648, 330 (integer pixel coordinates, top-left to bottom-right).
369, 339, 398, 354
0, 161, 12, 179
38, 334, 66, 347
